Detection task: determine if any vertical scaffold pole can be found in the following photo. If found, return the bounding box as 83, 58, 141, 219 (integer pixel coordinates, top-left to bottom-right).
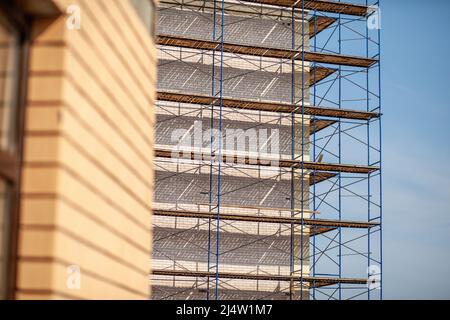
289, 1, 296, 302
338, 3, 343, 301
214, 0, 226, 301
206, 0, 218, 301
377, 0, 383, 301
312, 8, 318, 301
300, 0, 306, 301
365, 0, 371, 301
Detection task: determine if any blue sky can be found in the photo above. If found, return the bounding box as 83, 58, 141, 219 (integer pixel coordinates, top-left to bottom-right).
381, 0, 450, 299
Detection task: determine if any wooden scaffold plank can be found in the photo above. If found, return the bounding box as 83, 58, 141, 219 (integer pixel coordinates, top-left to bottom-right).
242, 0, 372, 17
157, 91, 380, 121
154, 148, 380, 174
157, 34, 378, 68
152, 269, 369, 288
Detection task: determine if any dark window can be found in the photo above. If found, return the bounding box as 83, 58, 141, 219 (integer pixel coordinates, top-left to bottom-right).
130, 0, 157, 37
0, 180, 10, 299
0, 11, 21, 154
0, 3, 28, 300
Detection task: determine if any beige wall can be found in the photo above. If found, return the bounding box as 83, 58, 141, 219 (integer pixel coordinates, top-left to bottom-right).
15, 0, 157, 299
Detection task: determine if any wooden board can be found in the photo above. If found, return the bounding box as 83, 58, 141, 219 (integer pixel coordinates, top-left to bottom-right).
152, 269, 368, 287
310, 118, 337, 134
157, 34, 378, 67
154, 148, 379, 174
157, 91, 380, 121
153, 208, 380, 229
242, 0, 371, 16
309, 16, 336, 37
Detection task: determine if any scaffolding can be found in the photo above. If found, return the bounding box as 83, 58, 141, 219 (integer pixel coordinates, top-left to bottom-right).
151, 0, 382, 300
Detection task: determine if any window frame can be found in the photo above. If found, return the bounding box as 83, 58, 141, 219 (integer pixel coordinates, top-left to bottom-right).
0, 1, 30, 300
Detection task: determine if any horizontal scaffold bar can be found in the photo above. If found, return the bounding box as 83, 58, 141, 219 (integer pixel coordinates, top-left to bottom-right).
153, 208, 380, 229
152, 269, 368, 288
157, 91, 380, 120
154, 149, 379, 174
157, 35, 377, 68
241, 0, 372, 16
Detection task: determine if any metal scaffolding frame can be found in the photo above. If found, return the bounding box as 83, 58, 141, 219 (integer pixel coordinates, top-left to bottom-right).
151, 0, 382, 300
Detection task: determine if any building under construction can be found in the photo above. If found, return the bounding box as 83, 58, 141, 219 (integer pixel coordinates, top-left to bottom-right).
151, 0, 382, 300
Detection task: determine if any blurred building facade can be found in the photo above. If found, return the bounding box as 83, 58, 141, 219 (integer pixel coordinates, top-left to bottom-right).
0, 0, 157, 299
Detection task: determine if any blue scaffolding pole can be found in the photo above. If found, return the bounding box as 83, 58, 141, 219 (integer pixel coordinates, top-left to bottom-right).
214, 0, 226, 301
300, 0, 306, 301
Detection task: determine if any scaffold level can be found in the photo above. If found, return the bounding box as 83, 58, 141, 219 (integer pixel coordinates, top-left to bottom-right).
154, 208, 380, 229
241, 0, 372, 16
157, 91, 380, 120
152, 0, 382, 300
155, 148, 379, 173
152, 269, 368, 288
157, 35, 377, 67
